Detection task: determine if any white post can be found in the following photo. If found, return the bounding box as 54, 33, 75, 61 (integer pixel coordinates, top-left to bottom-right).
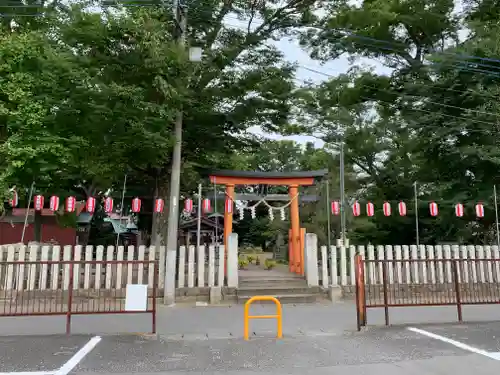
330, 245, 338, 286
226, 233, 238, 288
320, 246, 328, 287
177, 245, 186, 287
305, 233, 319, 286
197, 245, 205, 287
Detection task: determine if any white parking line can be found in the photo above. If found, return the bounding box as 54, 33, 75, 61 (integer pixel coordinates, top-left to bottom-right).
53, 336, 102, 375
408, 327, 500, 361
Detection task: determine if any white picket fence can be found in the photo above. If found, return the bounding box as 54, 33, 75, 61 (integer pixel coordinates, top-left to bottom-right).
0, 244, 225, 291
3, 241, 498, 293
317, 244, 500, 287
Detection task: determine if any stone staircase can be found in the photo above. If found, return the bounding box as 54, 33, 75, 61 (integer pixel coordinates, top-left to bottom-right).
236, 269, 326, 304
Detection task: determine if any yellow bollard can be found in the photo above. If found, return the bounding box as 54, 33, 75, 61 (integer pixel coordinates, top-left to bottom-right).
243, 296, 283, 340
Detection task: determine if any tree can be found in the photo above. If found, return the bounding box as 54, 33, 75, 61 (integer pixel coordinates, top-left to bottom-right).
1, 0, 324, 244
292, 0, 500, 244
0, 6, 182, 240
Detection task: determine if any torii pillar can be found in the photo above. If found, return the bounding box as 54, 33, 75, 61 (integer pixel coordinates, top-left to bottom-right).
209, 170, 327, 275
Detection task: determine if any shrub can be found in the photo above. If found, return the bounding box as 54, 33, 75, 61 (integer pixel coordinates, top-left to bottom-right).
264, 259, 277, 270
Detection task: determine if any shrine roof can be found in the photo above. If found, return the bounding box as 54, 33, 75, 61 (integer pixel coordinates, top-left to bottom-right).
208, 169, 327, 179
207, 169, 327, 186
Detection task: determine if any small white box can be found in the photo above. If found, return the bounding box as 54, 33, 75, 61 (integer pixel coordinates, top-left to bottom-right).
125, 284, 148, 311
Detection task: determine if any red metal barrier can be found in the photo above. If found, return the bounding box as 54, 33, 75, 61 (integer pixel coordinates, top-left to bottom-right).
0, 259, 158, 334
354, 254, 366, 331
356, 258, 500, 328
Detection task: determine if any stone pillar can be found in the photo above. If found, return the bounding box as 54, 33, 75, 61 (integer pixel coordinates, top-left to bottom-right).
305, 233, 319, 286
227, 233, 239, 288
300, 228, 306, 276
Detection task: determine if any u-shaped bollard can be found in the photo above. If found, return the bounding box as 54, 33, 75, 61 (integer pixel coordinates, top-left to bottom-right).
243, 295, 283, 340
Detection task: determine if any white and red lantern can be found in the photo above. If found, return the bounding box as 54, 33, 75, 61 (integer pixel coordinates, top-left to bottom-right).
154, 198, 164, 213
9, 190, 18, 207
49, 195, 60, 211
131, 197, 141, 213
383, 201, 391, 216
65, 196, 76, 213
34, 195, 44, 211
455, 203, 464, 217
202, 198, 211, 213
475, 202, 485, 218
398, 201, 407, 216
331, 201, 340, 215
225, 199, 233, 214
366, 202, 375, 217
352, 201, 360, 217
429, 201, 438, 217
86, 197, 96, 213
104, 197, 114, 213
184, 198, 193, 212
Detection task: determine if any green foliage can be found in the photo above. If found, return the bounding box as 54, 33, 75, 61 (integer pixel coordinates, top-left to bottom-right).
264, 259, 277, 270
290, 0, 500, 245
5, 0, 500, 247
55, 211, 78, 229
245, 254, 256, 264
238, 256, 249, 269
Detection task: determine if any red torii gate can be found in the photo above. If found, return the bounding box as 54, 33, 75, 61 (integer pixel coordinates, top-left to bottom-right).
209, 170, 327, 275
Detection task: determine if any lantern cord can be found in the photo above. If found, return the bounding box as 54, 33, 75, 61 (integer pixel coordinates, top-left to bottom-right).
20, 181, 35, 243
116, 174, 127, 249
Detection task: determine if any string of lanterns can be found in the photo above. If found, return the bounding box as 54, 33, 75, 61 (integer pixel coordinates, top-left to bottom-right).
8, 190, 293, 219
332, 200, 487, 218
9, 190, 488, 220
8, 190, 166, 214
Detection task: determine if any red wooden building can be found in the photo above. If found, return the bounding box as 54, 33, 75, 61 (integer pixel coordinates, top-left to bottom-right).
0, 204, 92, 246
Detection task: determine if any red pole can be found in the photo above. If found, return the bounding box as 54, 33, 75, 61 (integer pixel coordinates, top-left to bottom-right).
152, 261, 158, 334
66, 249, 75, 334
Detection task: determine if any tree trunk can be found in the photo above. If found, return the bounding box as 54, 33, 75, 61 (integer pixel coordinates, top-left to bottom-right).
151, 177, 170, 247
34, 210, 42, 242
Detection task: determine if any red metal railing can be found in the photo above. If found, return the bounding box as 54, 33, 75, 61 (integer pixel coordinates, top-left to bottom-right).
355, 255, 500, 330
0, 260, 158, 334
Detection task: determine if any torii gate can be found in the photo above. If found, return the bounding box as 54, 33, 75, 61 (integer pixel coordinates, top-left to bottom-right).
209, 170, 327, 275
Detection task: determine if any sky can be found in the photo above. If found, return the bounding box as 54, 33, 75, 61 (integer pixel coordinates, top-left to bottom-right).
248, 37, 389, 148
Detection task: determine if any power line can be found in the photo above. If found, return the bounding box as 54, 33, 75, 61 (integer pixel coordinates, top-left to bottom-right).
298, 65, 500, 119
5, 3, 500, 79
298, 65, 499, 100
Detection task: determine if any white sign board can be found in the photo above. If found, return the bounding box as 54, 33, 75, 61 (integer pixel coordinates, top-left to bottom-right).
125, 284, 148, 311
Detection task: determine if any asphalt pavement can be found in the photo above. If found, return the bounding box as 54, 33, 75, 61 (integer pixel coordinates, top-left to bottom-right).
3, 322, 500, 374
3, 302, 500, 374
3, 301, 500, 338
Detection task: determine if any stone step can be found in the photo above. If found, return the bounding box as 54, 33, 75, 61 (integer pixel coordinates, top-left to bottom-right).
237, 293, 320, 304
239, 281, 308, 288
237, 286, 320, 296
239, 277, 306, 285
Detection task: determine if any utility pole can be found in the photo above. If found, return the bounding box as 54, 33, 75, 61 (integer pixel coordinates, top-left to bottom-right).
494, 185, 500, 248
196, 183, 202, 250
339, 139, 346, 247
414, 181, 420, 246
164, 0, 187, 305
325, 179, 331, 249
